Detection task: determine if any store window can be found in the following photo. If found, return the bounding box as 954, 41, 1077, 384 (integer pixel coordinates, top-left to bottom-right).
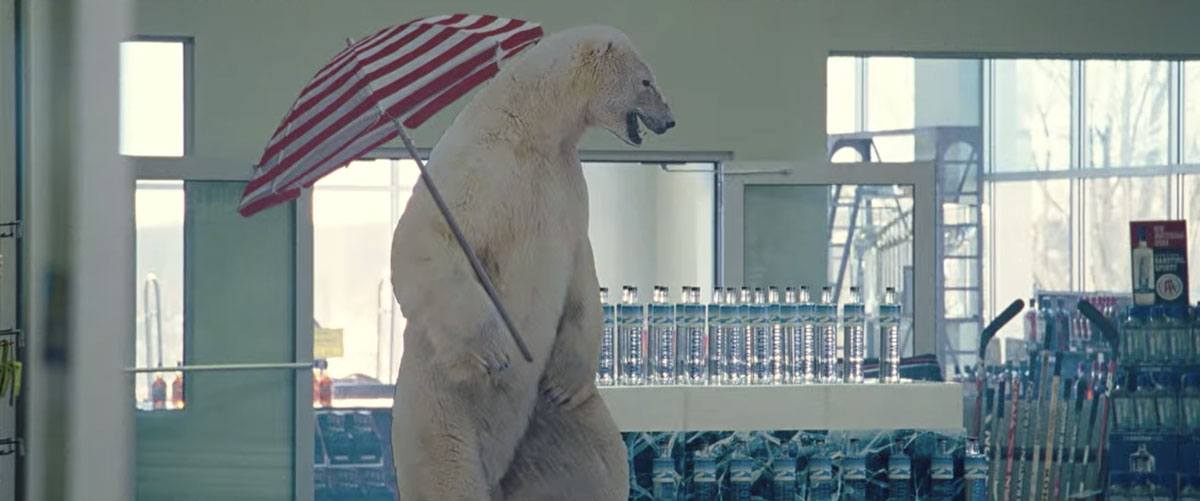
1187, 62, 1200, 163
1083, 176, 1169, 292
134, 180, 185, 410
866, 57, 915, 162
120, 40, 188, 157
992, 60, 1071, 172
312, 159, 717, 407
1085, 60, 1170, 168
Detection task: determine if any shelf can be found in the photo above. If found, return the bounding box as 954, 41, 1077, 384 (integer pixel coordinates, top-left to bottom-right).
599, 382, 962, 432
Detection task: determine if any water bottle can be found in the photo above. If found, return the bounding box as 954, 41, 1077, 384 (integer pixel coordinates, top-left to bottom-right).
843, 287, 866, 383
706, 289, 726, 385
880, 287, 902, 383
842, 438, 868, 501
887, 438, 913, 501
797, 286, 817, 384
1113, 372, 1136, 431
1148, 306, 1167, 364
618, 286, 646, 385
691, 451, 718, 501
750, 288, 774, 385
1135, 373, 1159, 432
1154, 373, 1180, 432
680, 287, 707, 385
1054, 299, 1071, 352
929, 438, 954, 501
1169, 305, 1193, 364
1193, 304, 1200, 365
729, 448, 754, 501
807, 440, 833, 500
964, 437, 988, 501
817, 287, 840, 383
771, 454, 797, 501
648, 286, 677, 385
725, 287, 749, 385
768, 287, 786, 385
780, 287, 800, 384
1182, 373, 1200, 433
597, 287, 616, 386
1123, 307, 1147, 364
652, 454, 680, 500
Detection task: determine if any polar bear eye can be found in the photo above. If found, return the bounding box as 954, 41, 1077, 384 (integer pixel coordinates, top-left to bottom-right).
641, 79, 651, 87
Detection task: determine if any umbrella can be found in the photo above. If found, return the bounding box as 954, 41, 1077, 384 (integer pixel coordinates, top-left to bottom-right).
238, 14, 543, 362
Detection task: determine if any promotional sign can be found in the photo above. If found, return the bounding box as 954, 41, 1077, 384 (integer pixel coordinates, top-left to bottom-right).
314, 327, 344, 359
1129, 220, 1189, 306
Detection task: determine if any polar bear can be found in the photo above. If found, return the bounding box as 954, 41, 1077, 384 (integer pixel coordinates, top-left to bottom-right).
389, 25, 675, 500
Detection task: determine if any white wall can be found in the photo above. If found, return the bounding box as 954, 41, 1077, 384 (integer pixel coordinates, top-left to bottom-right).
132, 0, 1200, 174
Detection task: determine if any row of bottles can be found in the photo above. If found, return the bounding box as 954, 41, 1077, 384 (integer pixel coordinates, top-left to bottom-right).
148, 371, 185, 410
1112, 370, 1200, 433
597, 285, 904, 386
633, 431, 984, 501
1022, 295, 1125, 354
1120, 304, 1200, 365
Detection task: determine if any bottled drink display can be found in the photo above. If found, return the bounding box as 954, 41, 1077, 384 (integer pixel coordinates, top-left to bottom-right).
770, 453, 797, 501
963, 438, 987, 501
843, 287, 866, 383
817, 287, 839, 383
887, 437, 913, 500
651, 454, 679, 500
618, 286, 646, 385
648, 286, 677, 385
807, 439, 833, 500
842, 438, 867, 501
597, 287, 616, 386
879, 287, 902, 383
592, 283, 909, 387
929, 438, 954, 500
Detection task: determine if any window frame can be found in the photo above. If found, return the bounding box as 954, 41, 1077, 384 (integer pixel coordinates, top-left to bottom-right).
120, 35, 194, 158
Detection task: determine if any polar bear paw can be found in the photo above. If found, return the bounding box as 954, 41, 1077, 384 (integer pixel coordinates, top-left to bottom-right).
539, 375, 594, 409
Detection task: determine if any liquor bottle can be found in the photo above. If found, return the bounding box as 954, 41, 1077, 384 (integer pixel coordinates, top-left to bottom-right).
151, 373, 167, 410
597, 287, 616, 386
843, 286, 866, 383
1024, 297, 1039, 345
1133, 227, 1156, 305
879, 287, 902, 383
170, 370, 185, 409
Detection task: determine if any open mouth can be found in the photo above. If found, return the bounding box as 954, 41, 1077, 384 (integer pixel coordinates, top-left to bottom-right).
625, 111, 645, 145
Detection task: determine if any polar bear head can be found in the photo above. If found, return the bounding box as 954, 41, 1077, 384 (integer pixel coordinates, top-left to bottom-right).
519, 26, 675, 146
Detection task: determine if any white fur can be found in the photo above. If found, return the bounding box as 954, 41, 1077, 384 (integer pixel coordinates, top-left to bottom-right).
390, 26, 667, 500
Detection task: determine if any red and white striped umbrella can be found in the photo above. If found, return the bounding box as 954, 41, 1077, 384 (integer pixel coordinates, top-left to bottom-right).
240, 14, 543, 363
238, 14, 542, 217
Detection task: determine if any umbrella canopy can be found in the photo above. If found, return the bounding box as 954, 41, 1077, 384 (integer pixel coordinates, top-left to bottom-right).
238, 14, 542, 217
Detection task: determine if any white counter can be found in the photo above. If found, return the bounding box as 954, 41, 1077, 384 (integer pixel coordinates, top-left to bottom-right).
598, 382, 963, 432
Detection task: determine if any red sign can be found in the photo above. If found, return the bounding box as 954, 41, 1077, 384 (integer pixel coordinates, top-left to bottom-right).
1129, 220, 1189, 306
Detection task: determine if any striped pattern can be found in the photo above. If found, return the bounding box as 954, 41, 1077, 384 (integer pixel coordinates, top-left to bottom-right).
238, 14, 542, 217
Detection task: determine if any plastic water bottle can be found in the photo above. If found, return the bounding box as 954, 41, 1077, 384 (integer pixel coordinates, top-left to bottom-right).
726, 287, 749, 385
1169, 305, 1193, 364
797, 286, 817, 384
930, 438, 954, 501
596, 287, 616, 386
879, 287, 902, 383
1135, 373, 1159, 432
1148, 306, 1167, 364
750, 288, 774, 385
1122, 307, 1147, 364
768, 287, 785, 385
817, 287, 839, 383
1113, 372, 1136, 431
771, 454, 797, 501
680, 287, 707, 385
843, 287, 866, 383
807, 439, 833, 499
648, 286, 677, 385
1183, 373, 1200, 433
964, 437, 988, 501
652, 454, 680, 500
1054, 299, 1071, 352
706, 289, 726, 385
887, 437, 913, 501
729, 447, 754, 501
691, 451, 718, 501
618, 286, 646, 385
780, 287, 800, 384
842, 438, 868, 501
1155, 373, 1180, 431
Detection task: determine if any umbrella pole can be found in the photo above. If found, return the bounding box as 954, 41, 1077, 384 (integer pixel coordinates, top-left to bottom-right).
391, 124, 534, 363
